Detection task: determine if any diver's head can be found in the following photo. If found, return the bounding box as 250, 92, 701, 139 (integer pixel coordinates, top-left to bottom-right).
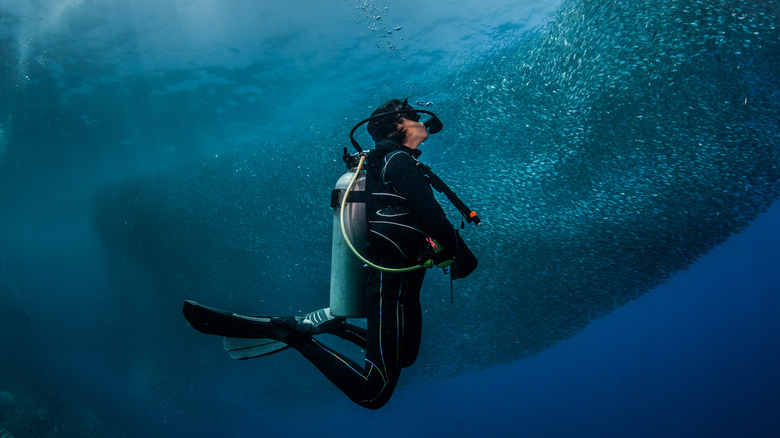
350, 98, 442, 152
366, 99, 412, 141
366, 99, 429, 148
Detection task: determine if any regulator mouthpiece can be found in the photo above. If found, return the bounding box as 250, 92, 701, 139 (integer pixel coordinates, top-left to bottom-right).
423, 115, 443, 134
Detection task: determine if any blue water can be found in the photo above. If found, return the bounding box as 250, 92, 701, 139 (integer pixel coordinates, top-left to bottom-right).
139, 203, 780, 437
1, 0, 779, 436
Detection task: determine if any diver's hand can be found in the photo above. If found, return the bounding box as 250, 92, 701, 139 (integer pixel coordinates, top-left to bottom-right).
450, 234, 477, 279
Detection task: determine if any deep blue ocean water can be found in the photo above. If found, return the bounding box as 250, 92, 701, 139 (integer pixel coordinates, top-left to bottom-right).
139, 203, 780, 437
1, 0, 778, 437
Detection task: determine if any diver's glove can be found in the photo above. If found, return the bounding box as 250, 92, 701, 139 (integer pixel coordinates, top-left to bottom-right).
450, 233, 477, 279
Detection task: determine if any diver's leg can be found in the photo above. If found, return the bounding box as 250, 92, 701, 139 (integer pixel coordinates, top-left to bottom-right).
330, 323, 368, 349
360, 269, 404, 406
399, 269, 425, 368
285, 334, 379, 403
285, 269, 404, 409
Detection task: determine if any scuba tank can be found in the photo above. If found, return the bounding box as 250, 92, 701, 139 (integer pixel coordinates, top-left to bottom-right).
329, 160, 368, 318
328, 150, 428, 318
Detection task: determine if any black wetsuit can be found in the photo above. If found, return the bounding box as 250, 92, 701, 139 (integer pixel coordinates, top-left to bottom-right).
286, 141, 466, 409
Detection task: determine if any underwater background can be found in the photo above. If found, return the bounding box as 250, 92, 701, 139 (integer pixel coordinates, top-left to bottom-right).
1, 0, 778, 436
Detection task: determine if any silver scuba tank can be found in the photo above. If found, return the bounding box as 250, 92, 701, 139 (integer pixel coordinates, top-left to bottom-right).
329, 168, 368, 318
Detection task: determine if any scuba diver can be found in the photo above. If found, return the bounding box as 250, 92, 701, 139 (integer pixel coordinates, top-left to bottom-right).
183, 98, 479, 409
